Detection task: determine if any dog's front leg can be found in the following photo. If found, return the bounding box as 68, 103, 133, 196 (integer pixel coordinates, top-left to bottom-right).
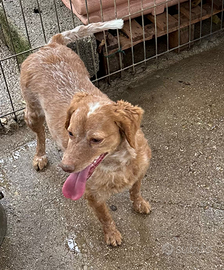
86, 194, 122, 246
129, 176, 151, 214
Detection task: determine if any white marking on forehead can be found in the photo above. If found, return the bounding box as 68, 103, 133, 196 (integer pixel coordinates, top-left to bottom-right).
87, 102, 101, 117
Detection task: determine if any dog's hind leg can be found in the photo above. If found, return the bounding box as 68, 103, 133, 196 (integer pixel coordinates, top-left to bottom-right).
24, 104, 48, 170
129, 175, 151, 214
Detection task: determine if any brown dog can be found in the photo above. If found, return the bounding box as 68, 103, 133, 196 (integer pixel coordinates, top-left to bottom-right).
20, 19, 151, 246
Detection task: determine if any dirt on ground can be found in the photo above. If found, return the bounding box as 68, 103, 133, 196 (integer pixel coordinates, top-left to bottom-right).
0, 42, 224, 270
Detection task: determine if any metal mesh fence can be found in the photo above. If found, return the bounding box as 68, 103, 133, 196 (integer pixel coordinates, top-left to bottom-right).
0, 0, 223, 121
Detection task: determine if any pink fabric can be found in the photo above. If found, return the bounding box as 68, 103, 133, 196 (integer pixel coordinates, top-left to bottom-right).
62, 0, 187, 24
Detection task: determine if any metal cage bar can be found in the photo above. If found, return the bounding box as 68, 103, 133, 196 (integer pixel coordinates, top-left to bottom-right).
0, 61, 17, 120
18, 0, 32, 48
99, 0, 111, 78
222, 0, 224, 29
141, 0, 147, 65
69, 0, 81, 56
166, 2, 170, 51
1, 1, 20, 70
114, 0, 124, 75
153, 0, 158, 60
53, 0, 61, 33
128, 0, 135, 72
84, 0, 99, 81
35, 0, 47, 43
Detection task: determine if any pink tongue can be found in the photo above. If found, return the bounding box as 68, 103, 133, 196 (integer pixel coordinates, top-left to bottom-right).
62, 164, 91, 200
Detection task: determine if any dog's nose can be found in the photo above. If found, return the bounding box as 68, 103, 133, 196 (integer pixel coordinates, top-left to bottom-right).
59, 162, 75, 173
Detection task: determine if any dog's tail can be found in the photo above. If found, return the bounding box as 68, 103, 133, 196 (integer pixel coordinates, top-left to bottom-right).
49, 19, 123, 45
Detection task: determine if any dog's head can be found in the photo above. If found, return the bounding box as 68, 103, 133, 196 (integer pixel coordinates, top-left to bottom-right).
60, 93, 144, 200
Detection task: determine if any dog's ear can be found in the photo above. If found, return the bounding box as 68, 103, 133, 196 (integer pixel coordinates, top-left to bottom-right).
65, 93, 89, 129
112, 100, 144, 148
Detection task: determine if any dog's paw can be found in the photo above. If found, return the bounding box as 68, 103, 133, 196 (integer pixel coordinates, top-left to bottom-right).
105, 228, 122, 247
33, 155, 48, 171
133, 199, 151, 214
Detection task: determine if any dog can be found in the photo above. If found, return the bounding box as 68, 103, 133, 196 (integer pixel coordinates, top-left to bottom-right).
20, 19, 151, 246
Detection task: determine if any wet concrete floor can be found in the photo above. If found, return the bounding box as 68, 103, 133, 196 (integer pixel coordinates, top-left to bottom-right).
0, 43, 224, 270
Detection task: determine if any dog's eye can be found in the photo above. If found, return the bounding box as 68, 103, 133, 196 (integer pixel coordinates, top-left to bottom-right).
90, 138, 103, 144
68, 131, 73, 137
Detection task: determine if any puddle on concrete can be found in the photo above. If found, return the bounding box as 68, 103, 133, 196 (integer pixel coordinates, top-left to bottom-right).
1, 139, 52, 165
66, 235, 81, 254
